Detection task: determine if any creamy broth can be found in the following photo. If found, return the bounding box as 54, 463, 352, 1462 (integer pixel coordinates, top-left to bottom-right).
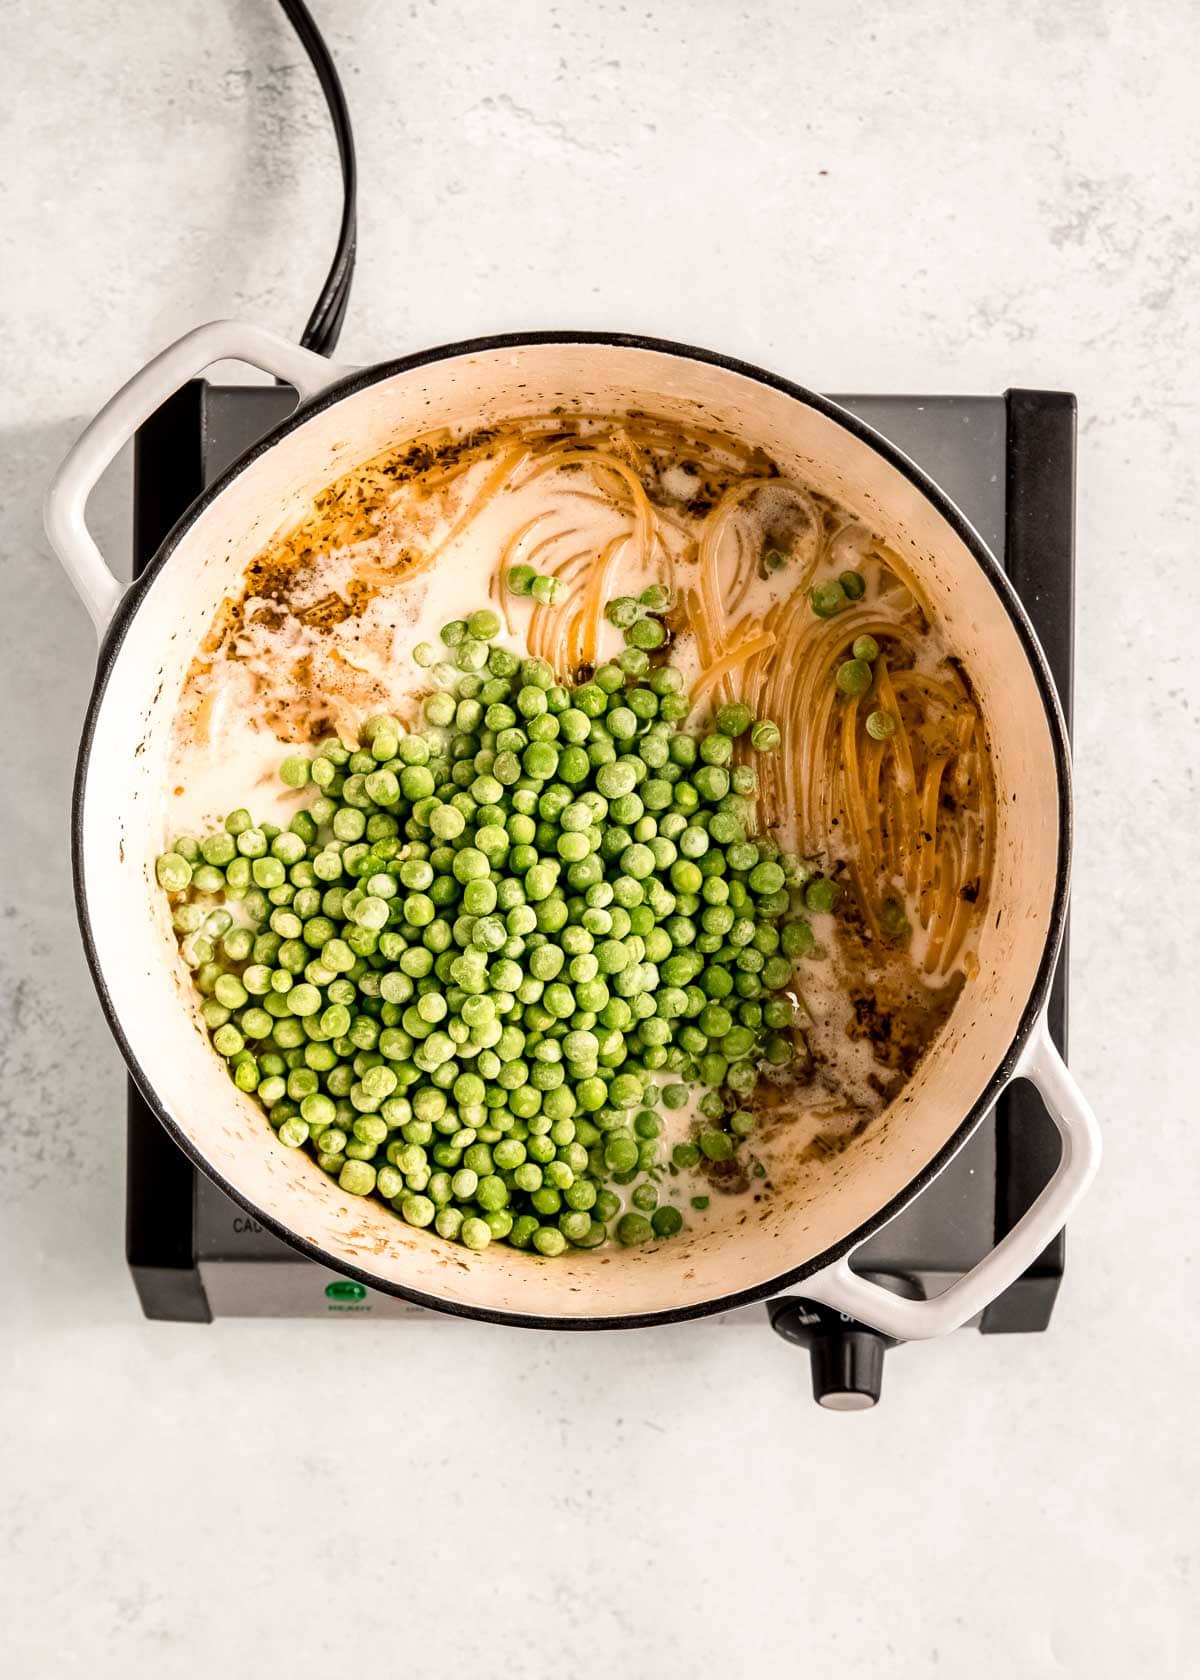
165, 411, 994, 1228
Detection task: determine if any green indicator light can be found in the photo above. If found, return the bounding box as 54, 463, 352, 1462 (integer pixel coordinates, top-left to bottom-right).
325, 1280, 367, 1302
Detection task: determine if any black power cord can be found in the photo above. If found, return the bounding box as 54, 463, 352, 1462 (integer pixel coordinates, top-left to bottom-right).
276, 0, 357, 356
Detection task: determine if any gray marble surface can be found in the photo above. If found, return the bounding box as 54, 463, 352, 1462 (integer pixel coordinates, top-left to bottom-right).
2, 2, 1196, 1674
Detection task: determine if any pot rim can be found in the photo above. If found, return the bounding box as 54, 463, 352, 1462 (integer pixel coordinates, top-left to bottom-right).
72, 328, 1073, 1329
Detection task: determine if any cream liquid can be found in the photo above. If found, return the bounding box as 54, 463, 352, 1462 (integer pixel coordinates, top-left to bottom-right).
166, 423, 978, 1223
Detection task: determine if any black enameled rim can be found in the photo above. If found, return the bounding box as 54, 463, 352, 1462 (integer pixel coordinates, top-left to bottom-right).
72, 330, 1073, 1330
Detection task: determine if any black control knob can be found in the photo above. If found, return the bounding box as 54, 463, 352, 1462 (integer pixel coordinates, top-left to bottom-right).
806, 1325, 886, 1410
767, 1286, 913, 1410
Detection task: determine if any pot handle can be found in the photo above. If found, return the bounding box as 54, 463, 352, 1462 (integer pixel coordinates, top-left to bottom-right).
800, 1012, 1101, 1340
44, 320, 356, 638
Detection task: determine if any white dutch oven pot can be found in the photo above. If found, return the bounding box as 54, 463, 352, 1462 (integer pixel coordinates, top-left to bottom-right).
47, 322, 1101, 1335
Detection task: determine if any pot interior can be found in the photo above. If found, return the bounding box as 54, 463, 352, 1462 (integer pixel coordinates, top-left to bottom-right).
80, 340, 1064, 1321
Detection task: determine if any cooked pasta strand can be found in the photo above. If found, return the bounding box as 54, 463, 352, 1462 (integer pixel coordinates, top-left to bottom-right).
689, 629, 776, 708
424, 445, 525, 569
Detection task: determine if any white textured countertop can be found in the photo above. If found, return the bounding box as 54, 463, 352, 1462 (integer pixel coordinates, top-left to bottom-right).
2, 2, 1196, 1674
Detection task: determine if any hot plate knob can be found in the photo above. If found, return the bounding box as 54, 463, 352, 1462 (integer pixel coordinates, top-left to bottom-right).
767, 1295, 897, 1411
806, 1325, 886, 1410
